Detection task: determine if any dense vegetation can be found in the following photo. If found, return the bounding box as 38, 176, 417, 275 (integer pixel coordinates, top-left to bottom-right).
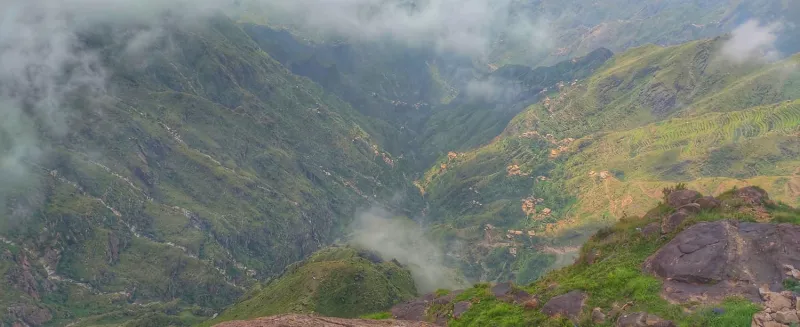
201, 247, 417, 326
419, 37, 800, 284
0, 15, 418, 327
3, 1, 800, 326
412, 188, 800, 327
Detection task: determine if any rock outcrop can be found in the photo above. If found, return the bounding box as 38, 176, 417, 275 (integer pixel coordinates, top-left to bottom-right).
666, 190, 701, 208
592, 307, 607, 324
491, 282, 535, 304
736, 186, 769, 206
751, 285, 800, 327
616, 312, 675, 327
391, 290, 464, 325
453, 301, 471, 319
212, 314, 438, 327
644, 220, 800, 303
541, 290, 587, 321
694, 196, 721, 210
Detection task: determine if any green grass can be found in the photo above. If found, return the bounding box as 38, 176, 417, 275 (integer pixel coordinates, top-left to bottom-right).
445, 197, 793, 326
1, 14, 422, 326
200, 247, 417, 326
360, 312, 392, 320
419, 35, 800, 284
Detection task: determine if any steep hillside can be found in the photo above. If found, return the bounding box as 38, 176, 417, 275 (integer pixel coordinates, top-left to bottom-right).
0, 15, 417, 327
202, 247, 417, 326
419, 37, 800, 284
491, 0, 800, 67
240, 25, 614, 168
380, 187, 800, 327
416, 48, 613, 163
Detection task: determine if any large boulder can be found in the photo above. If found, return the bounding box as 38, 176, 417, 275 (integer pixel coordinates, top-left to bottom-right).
660, 211, 690, 234
693, 196, 721, 210
736, 186, 769, 206
390, 290, 464, 325
644, 220, 800, 303
491, 282, 534, 304
666, 190, 701, 208
616, 312, 675, 327
541, 290, 587, 321
453, 301, 472, 319
213, 314, 439, 327
391, 294, 434, 322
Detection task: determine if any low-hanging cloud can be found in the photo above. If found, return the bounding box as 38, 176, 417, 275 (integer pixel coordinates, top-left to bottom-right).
720, 19, 783, 64
465, 77, 525, 103
0, 0, 107, 209
0, 0, 228, 215
349, 206, 467, 293
254, 0, 553, 58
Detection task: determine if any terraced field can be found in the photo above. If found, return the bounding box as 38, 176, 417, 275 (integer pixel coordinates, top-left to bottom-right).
418, 37, 800, 283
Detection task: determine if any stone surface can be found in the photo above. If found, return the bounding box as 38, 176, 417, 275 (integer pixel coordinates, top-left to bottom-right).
453, 301, 471, 319
773, 311, 799, 324
592, 307, 606, 324
666, 190, 701, 208
391, 297, 432, 322
644, 220, 800, 303
541, 290, 587, 321
661, 211, 690, 234
616, 312, 675, 327
694, 196, 721, 210
523, 298, 539, 310
736, 186, 769, 206
490, 282, 534, 304
212, 314, 439, 327
752, 311, 774, 327
491, 282, 512, 298
641, 222, 661, 237
676, 203, 702, 214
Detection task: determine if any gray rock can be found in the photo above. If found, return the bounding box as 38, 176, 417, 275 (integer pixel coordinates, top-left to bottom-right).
453, 301, 471, 319
541, 290, 587, 321
616, 312, 675, 327
661, 211, 690, 234
644, 220, 800, 304
693, 196, 721, 210
666, 190, 701, 208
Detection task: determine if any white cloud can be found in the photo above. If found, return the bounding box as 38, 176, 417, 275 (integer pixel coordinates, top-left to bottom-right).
255, 0, 553, 58
349, 207, 467, 292
720, 19, 783, 64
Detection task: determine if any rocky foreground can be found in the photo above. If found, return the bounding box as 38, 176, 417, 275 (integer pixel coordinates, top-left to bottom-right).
212, 187, 800, 327
212, 314, 437, 327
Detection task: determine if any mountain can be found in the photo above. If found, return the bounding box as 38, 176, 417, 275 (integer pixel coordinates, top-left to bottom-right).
3, 1, 800, 326
418, 36, 800, 284
202, 247, 417, 326
0, 15, 419, 327
489, 0, 800, 67
211, 187, 800, 327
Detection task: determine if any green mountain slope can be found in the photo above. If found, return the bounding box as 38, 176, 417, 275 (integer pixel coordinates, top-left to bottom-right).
417, 48, 613, 163
418, 37, 800, 284
0, 15, 418, 327
410, 188, 800, 327
202, 247, 417, 326
491, 0, 800, 67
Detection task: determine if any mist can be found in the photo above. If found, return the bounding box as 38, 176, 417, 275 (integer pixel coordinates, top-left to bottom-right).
253, 0, 552, 58
465, 77, 525, 103
0, 0, 107, 209
720, 19, 783, 64
348, 206, 467, 293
